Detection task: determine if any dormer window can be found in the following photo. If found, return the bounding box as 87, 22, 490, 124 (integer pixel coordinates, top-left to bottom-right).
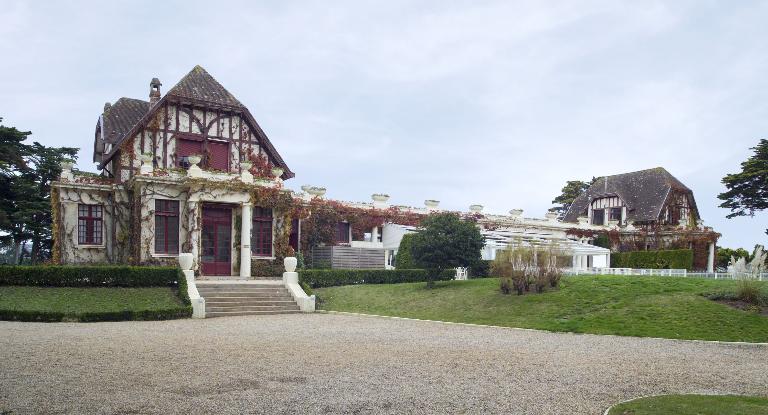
590, 195, 625, 226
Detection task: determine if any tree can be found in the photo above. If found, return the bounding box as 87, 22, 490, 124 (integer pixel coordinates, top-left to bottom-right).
551, 178, 596, 218
0, 117, 78, 263
718, 139, 768, 235
394, 233, 416, 269
410, 213, 485, 288
715, 246, 750, 270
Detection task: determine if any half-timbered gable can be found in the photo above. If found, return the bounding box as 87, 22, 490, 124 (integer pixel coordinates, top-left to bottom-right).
95, 65, 293, 182
563, 167, 700, 227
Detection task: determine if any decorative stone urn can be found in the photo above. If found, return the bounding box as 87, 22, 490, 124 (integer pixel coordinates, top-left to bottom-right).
284, 256, 297, 273
509, 208, 523, 217
178, 253, 194, 271
60, 160, 75, 180
187, 155, 202, 166
240, 161, 252, 171
271, 167, 284, 179
577, 216, 589, 225
301, 185, 312, 193
140, 153, 153, 175
372, 194, 390, 203
545, 211, 558, 221
469, 204, 484, 213
425, 200, 440, 209
186, 155, 202, 178
308, 187, 326, 198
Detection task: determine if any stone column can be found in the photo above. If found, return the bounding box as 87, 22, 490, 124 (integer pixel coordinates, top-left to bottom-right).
188, 200, 200, 273
240, 202, 252, 278
707, 242, 715, 273
371, 226, 379, 243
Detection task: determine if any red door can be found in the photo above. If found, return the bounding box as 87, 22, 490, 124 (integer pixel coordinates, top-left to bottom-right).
201, 205, 232, 276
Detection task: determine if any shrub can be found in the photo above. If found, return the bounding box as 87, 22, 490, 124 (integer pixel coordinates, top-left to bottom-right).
736, 279, 763, 305
499, 277, 512, 294
395, 234, 416, 269
299, 280, 313, 296
610, 249, 694, 270
410, 213, 485, 288
470, 260, 491, 278
547, 269, 562, 288
0, 265, 181, 287
300, 269, 454, 288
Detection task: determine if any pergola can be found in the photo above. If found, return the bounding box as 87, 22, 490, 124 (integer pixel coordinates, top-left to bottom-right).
480, 227, 611, 269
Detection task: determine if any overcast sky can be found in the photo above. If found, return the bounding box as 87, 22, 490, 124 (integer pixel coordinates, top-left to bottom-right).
1, 0, 766, 249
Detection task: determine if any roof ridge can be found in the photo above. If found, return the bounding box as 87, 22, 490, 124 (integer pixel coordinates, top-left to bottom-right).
165, 65, 243, 108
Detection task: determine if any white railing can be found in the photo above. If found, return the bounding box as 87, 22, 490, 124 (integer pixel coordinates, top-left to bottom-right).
566, 267, 767, 280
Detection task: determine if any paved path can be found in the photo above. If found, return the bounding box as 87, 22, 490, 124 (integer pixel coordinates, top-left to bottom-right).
1, 313, 766, 414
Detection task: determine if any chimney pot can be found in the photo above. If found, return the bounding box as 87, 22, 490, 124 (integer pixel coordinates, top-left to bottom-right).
149, 78, 162, 106
103, 102, 112, 112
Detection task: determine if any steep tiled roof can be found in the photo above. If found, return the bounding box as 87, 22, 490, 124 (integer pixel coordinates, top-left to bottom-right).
102, 98, 149, 144
563, 167, 693, 223
165, 65, 243, 108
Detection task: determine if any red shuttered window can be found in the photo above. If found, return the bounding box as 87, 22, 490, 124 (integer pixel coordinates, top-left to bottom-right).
336, 222, 350, 244
208, 141, 229, 172
252, 207, 273, 256
154, 200, 180, 254
78, 204, 103, 245
176, 138, 203, 169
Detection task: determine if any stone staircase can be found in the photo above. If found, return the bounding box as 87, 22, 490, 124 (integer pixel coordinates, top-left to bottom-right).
196, 282, 301, 318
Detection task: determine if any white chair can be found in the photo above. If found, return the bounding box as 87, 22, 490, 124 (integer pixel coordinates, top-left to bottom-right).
455, 267, 468, 281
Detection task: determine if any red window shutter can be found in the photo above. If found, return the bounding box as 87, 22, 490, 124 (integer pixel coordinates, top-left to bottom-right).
208, 141, 229, 172
176, 138, 203, 168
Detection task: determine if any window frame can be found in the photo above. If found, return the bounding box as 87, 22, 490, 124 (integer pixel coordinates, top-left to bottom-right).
77, 204, 103, 246
251, 206, 274, 257
336, 222, 351, 244
154, 199, 180, 255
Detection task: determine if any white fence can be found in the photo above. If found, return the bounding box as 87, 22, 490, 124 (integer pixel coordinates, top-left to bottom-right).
566, 267, 767, 280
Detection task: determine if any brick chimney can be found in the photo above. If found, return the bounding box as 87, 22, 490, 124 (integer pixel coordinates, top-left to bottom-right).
149, 78, 162, 107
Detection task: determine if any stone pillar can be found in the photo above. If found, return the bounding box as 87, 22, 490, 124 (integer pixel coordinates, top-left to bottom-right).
707, 242, 715, 273
188, 200, 200, 272
606, 252, 611, 268
371, 226, 379, 243
572, 255, 578, 270
240, 202, 252, 278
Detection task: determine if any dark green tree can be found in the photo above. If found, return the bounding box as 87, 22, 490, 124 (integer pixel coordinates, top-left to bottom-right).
715, 247, 751, 270
0, 118, 78, 263
410, 213, 485, 288
718, 139, 768, 235
394, 233, 416, 269
551, 178, 596, 218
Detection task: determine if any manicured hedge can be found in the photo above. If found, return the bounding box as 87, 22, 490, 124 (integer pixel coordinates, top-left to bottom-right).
300, 268, 455, 288
0, 307, 192, 323
611, 249, 694, 270
0, 265, 182, 287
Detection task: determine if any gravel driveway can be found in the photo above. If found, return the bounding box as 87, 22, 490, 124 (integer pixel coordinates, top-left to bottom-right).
1, 313, 766, 414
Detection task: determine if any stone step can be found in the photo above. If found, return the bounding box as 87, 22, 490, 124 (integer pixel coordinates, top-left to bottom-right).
206, 304, 300, 312
205, 299, 297, 307
197, 285, 287, 290
198, 292, 292, 298
206, 310, 302, 318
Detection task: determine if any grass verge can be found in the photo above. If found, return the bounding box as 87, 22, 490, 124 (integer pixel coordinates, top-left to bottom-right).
0, 286, 191, 322
607, 394, 768, 414
316, 275, 768, 342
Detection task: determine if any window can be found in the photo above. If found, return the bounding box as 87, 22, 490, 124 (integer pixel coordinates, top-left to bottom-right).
78, 204, 103, 245
592, 209, 605, 226
176, 138, 203, 169
252, 207, 273, 256
154, 200, 179, 254
208, 141, 229, 172
336, 222, 350, 244
609, 207, 622, 222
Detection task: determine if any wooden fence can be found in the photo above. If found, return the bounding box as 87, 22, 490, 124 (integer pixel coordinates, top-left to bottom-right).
310, 246, 386, 269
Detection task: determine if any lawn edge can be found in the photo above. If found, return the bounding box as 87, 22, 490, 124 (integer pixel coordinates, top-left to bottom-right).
601, 393, 768, 415
317, 310, 768, 346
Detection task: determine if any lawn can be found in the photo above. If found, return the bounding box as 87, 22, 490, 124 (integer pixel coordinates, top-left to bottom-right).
0, 286, 189, 322
607, 394, 768, 414
316, 275, 768, 342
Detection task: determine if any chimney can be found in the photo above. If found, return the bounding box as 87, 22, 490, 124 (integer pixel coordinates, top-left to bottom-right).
103, 102, 112, 113
149, 78, 162, 107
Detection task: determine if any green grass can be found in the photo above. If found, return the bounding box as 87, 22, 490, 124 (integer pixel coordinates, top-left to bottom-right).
316, 275, 768, 342
607, 394, 768, 414
0, 286, 188, 322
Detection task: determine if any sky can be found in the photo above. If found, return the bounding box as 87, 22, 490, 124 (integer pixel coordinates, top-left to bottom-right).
1, 0, 766, 249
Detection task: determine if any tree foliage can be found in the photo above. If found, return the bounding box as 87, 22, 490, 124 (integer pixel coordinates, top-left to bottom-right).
551, 177, 596, 217
394, 233, 416, 269
718, 139, 768, 235
0, 117, 78, 263
410, 213, 485, 288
